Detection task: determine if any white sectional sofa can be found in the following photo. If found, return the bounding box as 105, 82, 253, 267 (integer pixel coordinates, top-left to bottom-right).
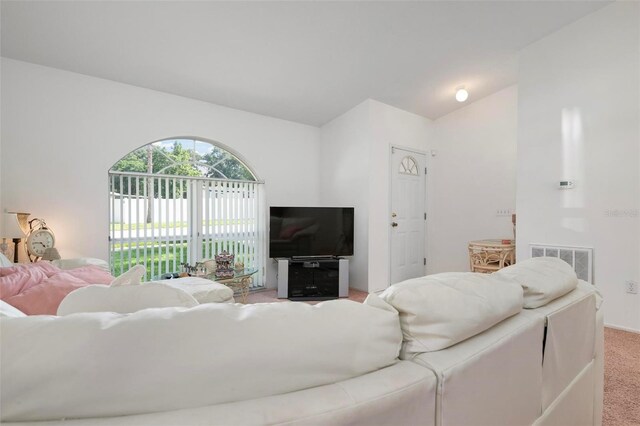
0, 257, 603, 426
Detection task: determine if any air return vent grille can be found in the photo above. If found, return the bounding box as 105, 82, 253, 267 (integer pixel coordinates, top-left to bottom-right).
530, 244, 593, 284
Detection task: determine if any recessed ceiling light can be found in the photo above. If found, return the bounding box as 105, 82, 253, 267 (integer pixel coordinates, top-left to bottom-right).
455, 87, 469, 102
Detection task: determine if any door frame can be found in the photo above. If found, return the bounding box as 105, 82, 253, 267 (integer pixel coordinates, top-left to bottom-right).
388, 144, 428, 287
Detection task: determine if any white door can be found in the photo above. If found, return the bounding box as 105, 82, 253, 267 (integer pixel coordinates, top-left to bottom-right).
390, 147, 426, 284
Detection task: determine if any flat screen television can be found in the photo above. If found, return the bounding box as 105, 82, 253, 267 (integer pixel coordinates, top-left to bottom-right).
269, 206, 354, 258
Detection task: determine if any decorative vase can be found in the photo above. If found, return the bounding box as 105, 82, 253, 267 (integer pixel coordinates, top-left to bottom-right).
214, 251, 235, 278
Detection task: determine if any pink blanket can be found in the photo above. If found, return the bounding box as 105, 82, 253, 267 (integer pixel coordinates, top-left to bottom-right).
0, 262, 114, 315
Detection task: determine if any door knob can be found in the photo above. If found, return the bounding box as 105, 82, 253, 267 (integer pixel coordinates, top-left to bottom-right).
391, 222, 398, 227
391, 212, 397, 218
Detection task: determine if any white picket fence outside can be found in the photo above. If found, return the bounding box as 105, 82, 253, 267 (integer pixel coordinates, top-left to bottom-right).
109, 172, 265, 286
111, 197, 189, 223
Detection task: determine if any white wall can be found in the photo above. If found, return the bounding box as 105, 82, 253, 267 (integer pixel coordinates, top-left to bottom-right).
430, 85, 518, 273
0, 58, 321, 287
0, 59, 432, 295
319, 99, 433, 292
368, 100, 432, 291
319, 100, 373, 291
516, 2, 640, 331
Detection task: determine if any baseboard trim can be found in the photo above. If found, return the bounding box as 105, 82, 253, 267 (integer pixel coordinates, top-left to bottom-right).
604, 323, 640, 334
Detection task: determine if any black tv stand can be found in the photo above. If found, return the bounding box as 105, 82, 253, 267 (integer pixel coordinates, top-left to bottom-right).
291, 255, 337, 261
276, 257, 349, 300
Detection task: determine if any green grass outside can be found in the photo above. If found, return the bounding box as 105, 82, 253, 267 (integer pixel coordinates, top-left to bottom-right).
112, 243, 188, 278
111, 241, 253, 279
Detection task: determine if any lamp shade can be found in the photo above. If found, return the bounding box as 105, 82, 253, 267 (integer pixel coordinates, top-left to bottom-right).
42, 247, 61, 261
3, 213, 25, 239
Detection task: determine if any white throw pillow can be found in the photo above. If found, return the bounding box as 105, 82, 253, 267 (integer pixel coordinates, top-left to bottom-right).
157, 277, 234, 303
109, 264, 146, 287
495, 257, 578, 309
375, 272, 523, 354
3, 300, 402, 422
0, 253, 12, 267
0, 300, 26, 318
52, 257, 110, 272
56, 282, 198, 315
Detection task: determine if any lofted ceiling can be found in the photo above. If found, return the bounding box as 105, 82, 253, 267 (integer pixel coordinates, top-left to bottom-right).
1, 1, 609, 126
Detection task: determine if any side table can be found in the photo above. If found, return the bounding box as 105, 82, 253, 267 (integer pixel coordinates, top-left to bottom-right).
468, 239, 515, 273
208, 268, 258, 303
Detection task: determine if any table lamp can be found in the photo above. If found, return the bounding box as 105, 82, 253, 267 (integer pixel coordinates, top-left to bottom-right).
4, 213, 26, 263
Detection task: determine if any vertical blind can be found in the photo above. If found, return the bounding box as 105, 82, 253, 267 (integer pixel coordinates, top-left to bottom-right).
109, 172, 264, 287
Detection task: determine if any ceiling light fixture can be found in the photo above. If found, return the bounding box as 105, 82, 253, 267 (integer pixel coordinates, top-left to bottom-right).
455, 87, 469, 103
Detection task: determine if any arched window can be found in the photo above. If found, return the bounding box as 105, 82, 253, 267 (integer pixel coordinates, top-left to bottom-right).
399, 156, 419, 176
111, 139, 257, 180
108, 138, 264, 288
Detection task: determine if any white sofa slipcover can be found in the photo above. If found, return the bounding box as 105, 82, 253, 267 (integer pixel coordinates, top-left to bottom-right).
495, 257, 578, 308
534, 360, 596, 426
378, 272, 523, 354
1, 361, 437, 426
594, 304, 605, 426
0, 264, 603, 426
525, 280, 603, 425
1, 300, 402, 422
529, 280, 597, 411
0, 300, 26, 318
410, 311, 545, 426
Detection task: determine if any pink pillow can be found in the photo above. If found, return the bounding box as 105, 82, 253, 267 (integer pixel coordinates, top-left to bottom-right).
0, 264, 28, 277
0, 268, 48, 299
35, 262, 62, 277
4, 272, 92, 315
0, 262, 61, 278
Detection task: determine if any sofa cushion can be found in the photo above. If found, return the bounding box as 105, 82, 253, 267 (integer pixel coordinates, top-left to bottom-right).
156, 277, 234, 303
1, 299, 402, 422
495, 257, 578, 308
376, 272, 523, 353
57, 282, 199, 315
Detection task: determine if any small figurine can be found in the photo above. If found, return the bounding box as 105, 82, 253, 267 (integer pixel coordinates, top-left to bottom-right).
214, 251, 235, 278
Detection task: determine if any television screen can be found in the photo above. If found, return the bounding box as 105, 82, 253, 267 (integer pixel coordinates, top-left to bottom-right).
269, 207, 354, 258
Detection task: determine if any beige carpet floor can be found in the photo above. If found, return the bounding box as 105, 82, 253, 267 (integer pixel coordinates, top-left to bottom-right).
245, 290, 639, 425
245, 288, 368, 304
604, 327, 640, 426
